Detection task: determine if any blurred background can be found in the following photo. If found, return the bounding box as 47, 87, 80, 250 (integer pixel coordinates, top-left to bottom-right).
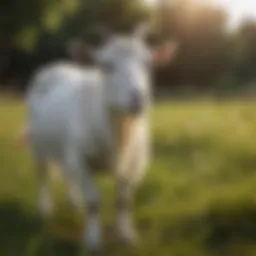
0, 0, 256, 255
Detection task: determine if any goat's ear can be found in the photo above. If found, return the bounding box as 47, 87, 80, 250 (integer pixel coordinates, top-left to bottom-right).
67, 38, 88, 62
151, 41, 178, 67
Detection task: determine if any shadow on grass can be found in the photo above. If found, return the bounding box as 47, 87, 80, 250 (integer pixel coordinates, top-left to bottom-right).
0, 200, 141, 256
0, 196, 256, 255
205, 199, 256, 254
0, 200, 81, 256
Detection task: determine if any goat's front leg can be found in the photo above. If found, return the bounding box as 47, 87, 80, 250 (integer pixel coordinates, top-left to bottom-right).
114, 144, 148, 245
115, 179, 137, 245
83, 169, 101, 251
65, 147, 101, 251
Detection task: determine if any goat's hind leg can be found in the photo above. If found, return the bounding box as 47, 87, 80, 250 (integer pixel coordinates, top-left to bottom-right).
61, 163, 83, 211
35, 157, 53, 218
64, 147, 102, 251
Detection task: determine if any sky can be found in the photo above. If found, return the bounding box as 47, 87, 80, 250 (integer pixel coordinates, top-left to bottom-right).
145, 0, 256, 30
210, 0, 256, 29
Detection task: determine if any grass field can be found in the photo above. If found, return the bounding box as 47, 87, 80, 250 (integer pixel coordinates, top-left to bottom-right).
0, 98, 256, 256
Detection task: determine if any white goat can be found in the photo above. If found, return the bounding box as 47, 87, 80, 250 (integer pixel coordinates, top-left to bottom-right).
24, 26, 177, 251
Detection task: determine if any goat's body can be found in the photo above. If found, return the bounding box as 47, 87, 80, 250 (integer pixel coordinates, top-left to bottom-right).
25, 29, 156, 250
28, 63, 109, 169
22, 22, 180, 249
23, 25, 176, 251
27, 62, 148, 179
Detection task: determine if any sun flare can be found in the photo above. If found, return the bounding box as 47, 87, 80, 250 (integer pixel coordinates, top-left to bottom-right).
144, 0, 156, 5
144, 0, 256, 29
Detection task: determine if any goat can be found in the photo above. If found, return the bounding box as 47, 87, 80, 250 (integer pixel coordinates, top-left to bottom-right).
24, 25, 177, 251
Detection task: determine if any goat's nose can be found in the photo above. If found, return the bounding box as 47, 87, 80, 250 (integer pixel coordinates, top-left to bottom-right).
130, 90, 143, 114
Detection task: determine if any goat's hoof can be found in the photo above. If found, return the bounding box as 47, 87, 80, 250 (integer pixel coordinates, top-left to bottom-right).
116, 227, 138, 246
84, 248, 103, 256
37, 197, 53, 218
85, 243, 102, 255
85, 231, 102, 253
85, 237, 102, 251
66, 197, 81, 211
121, 234, 138, 246
66, 189, 82, 210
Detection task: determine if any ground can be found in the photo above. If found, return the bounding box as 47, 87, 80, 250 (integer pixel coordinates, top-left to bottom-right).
0, 98, 255, 256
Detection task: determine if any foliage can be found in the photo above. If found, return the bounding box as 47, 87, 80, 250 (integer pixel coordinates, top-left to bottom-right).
154, 0, 232, 88
231, 20, 256, 83
2, 0, 256, 91
1, 0, 150, 85
0, 0, 79, 51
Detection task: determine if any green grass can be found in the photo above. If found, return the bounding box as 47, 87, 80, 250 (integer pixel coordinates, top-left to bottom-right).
0, 98, 256, 255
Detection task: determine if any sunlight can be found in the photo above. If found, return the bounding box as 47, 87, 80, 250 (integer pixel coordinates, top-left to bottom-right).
144, 0, 156, 5
144, 0, 256, 29
209, 0, 256, 28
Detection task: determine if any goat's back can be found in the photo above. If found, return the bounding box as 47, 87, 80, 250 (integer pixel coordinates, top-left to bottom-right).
26, 61, 106, 160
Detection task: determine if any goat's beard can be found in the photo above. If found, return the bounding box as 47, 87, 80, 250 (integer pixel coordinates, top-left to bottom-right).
110, 112, 139, 179
111, 113, 137, 151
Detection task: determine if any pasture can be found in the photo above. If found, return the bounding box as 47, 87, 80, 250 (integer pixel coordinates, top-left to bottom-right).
0, 98, 255, 255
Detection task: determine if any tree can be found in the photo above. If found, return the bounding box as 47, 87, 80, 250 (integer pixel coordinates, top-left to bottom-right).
154, 0, 231, 88
1, 0, 150, 87
0, 0, 79, 51
0, 0, 80, 84
232, 19, 256, 82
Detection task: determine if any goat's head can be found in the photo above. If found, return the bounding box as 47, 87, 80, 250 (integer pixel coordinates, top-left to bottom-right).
68, 24, 178, 116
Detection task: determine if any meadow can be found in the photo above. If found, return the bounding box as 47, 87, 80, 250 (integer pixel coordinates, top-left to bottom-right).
0, 97, 255, 256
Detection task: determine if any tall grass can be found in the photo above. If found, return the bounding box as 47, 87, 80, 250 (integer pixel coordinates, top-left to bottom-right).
0, 98, 255, 255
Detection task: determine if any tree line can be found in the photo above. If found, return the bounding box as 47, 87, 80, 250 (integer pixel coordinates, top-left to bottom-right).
1, 0, 256, 92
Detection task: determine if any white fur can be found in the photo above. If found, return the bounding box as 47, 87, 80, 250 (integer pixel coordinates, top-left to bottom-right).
26, 33, 152, 250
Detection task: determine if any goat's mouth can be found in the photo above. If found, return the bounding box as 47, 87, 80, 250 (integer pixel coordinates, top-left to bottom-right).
128, 103, 144, 115
110, 106, 144, 117
108, 93, 148, 117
